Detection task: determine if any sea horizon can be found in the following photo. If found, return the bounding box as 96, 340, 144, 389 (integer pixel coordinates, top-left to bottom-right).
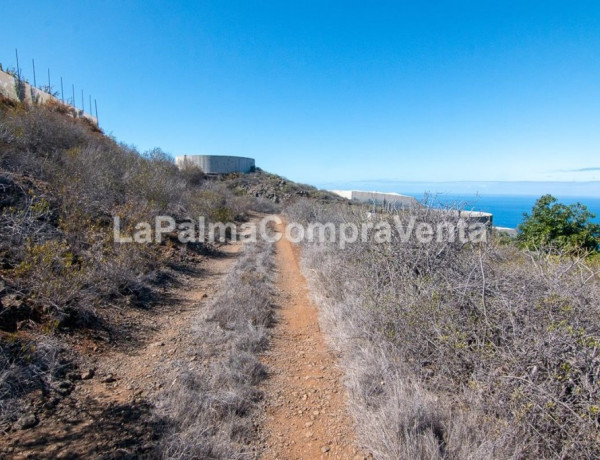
316, 180, 600, 228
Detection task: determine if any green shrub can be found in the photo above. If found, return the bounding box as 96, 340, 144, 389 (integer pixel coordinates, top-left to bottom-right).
518, 194, 600, 254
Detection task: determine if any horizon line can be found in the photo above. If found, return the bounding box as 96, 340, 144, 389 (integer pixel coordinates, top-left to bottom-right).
315, 179, 600, 184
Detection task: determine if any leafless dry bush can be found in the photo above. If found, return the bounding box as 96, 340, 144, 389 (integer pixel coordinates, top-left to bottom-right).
154, 239, 275, 459
0, 102, 265, 329
0, 335, 69, 426
0, 105, 91, 177
287, 199, 600, 459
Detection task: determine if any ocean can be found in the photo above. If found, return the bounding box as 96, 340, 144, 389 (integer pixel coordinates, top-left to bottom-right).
318, 180, 600, 229
405, 194, 600, 229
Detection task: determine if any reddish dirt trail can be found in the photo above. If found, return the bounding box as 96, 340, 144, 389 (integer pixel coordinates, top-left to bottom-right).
3, 241, 244, 459
259, 222, 364, 460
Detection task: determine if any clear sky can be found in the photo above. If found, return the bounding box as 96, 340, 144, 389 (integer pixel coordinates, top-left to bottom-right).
1, 1, 599, 194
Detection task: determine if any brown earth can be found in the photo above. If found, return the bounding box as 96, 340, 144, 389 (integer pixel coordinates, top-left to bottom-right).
257, 222, 367, 460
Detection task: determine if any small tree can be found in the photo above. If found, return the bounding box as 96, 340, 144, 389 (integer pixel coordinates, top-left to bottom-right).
518, 194, 600, 254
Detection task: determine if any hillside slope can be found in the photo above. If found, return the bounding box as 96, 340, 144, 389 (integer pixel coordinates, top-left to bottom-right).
0, 98, 337, 456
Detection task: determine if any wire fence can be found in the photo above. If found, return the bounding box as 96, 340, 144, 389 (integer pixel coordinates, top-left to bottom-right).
1, 48, 99, 125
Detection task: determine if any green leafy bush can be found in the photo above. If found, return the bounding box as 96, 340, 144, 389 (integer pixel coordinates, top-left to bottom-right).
518, 194, 600, 254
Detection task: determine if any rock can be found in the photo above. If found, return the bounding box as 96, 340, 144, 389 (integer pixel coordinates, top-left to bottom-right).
149, 341, 165, 348
17, 414, 38, 430
321, 446, 330, 453
81, 369, 95, 380
101, 374, 116, 383
16, 319, 35, 331
1, 294, 22, 308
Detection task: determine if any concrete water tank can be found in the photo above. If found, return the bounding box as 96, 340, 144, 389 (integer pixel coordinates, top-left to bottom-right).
175, 155, 255, 174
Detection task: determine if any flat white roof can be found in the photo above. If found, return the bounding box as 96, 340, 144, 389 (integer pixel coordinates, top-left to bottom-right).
329, 190, 415, 198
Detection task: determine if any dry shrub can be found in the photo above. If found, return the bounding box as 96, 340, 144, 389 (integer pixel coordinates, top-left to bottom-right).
185, 181, 259, 223
0, 335, 68, 425
289, 200, 600, 459
0, 103, 220, 335
0, 108, 274, 294
178, 163, 205, 186
0, 104, 90, 173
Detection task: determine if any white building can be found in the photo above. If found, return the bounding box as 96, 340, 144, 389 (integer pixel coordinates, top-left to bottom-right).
329, 190, 420, 209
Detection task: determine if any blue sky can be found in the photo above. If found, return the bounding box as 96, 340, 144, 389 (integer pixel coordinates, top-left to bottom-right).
1, 1, 599, 195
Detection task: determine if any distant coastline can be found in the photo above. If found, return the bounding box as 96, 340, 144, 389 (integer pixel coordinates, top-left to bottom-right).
422, 194, 600, 229
316, 180, 600, 198
316, 181, 600, 228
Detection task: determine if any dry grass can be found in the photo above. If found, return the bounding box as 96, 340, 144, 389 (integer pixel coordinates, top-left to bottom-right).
153, 239, 275, 459
288, 199, 600, 459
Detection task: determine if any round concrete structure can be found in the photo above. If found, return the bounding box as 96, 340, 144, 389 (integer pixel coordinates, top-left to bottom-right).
175, 155, 255, 174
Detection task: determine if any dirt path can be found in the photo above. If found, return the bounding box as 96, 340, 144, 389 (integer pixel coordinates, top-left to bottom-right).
259, 222, 365, 460
5, 217, 365, 459
5, 240, 244, 459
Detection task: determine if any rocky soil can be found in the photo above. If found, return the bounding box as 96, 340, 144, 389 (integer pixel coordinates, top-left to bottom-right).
255, 222, 370, 460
